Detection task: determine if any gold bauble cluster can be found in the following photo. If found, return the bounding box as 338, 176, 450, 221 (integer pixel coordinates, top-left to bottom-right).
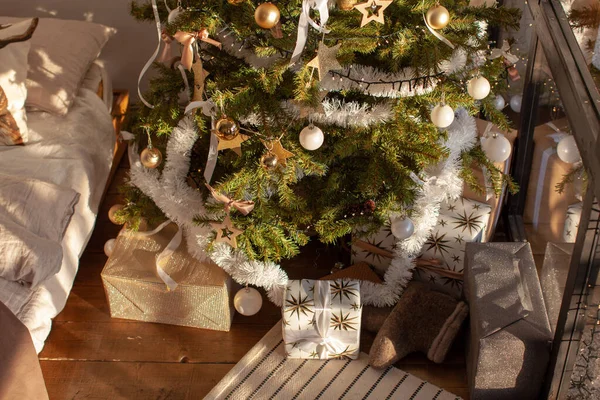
140, 147, 163, 169
426, 4, 450, 30
254, 2, 280, 29
215, 116, 240, 141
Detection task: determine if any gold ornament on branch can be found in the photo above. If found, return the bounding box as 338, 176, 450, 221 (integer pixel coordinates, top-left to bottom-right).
262, 139, 294, 167
254, 2, 280, 29
260, 152, 280, 170
426, 4, 450, 30
227, 0, 245, 4
214, 116, 240, 141
140, 146, 163, 169
354, 0, 392, 27
338, 0, 358, 11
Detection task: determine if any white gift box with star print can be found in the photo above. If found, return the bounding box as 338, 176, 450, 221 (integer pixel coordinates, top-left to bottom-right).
282, 279, 361, 359
415, 197, 492, 298
562, 202, 582, 243
351, 223, 396, 273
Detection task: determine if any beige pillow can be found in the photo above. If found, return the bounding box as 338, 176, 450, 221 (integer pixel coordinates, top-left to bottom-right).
0, 17, 116, 115
0, 18, 38, 145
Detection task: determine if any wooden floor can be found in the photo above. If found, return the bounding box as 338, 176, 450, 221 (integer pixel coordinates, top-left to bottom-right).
38, 155, 469, 399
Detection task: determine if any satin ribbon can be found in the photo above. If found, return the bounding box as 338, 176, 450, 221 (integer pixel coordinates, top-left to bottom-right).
173, 30, 222, 70
137, 0, 162, 108
283, 281, 354, 359
205, 184, 255, 215
289, 0, 331, 66
184, 100, 218, 183
532, 123, 568, 229
423, 14, 455, 49
132, 220, 182, 291
490, 40, 519, 65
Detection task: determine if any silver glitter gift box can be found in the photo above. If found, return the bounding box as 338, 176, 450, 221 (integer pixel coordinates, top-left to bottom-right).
101, 224, 234, 331
464, 242, 553, 400
540, 242, 573, 333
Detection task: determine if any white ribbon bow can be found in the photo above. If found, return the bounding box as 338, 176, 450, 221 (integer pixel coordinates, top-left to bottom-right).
490, 40, 519, 65
283, 281, 354, 359
289, 0, 331, 66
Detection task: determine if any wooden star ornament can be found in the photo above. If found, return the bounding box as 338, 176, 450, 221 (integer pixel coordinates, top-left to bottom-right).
354, 0, 393, 27
191, 60, 210, 102
307, 42, 342, 81
216, 133, 249, 156
210, 215, 243, 248
262, 139, 294, 166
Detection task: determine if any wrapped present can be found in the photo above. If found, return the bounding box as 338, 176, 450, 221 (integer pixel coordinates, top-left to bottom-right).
320, 262, 382, 283
563, 202, 583, 242
101, 223, 234, 331
524, 118, 579, 247
540, 242, 574, 333
463, 118, 517, 241
350, 223, 395, 273
414, 196, 492, 298
282, 279, 361, 359
464, 242, 553, 400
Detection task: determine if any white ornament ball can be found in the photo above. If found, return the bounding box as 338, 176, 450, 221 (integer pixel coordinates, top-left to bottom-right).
234, 287, 263, 316
430, 104, 455, 128
481, 133, 512, 163
390, 217, 415, 240
509, 94, 522, 113
493, 94, 506, 110
168, 6, 183, 23
557, 135, 581, 164
104, 238, 116, 257
467, 76, 491, 100
299, 124, 324, 150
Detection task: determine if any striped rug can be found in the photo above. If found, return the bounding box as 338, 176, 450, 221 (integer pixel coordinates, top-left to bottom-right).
205, 324, 462, 400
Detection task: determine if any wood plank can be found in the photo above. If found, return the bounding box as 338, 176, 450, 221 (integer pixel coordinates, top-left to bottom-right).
40, 360, 231, 400
39, 322, 274, 363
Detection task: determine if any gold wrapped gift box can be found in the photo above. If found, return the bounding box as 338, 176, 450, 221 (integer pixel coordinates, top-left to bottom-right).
101, 224, 234, 331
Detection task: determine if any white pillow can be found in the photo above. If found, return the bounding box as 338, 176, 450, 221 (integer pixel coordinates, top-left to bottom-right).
0, 18, 38, 145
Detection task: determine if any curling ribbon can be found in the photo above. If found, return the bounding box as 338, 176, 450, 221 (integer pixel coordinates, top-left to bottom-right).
205, 184, 255, 215
133, 220, 182, 291
173, 30, 221, 70
137, 0, 162, 108
423, 14, 455, 49
489, 40, 519, 65
531, 122, 568, 229
289, 0, 331, 66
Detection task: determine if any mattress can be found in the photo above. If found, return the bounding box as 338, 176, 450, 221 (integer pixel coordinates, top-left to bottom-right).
0, 84, 115, 353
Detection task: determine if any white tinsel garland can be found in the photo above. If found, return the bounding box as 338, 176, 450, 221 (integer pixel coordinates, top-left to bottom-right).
129, 110, 477, 306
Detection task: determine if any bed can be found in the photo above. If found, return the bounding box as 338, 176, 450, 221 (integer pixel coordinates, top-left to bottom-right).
0, 62, 118, 352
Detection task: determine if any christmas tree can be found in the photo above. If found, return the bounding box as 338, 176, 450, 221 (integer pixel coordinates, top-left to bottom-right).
121, 0, 520, 304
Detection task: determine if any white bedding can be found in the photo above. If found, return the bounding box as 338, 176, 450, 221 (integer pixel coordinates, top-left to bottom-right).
0, 86, 114, 352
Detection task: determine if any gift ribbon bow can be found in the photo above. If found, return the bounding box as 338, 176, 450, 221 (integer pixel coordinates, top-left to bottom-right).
532, 122, 568, 229
205, 184, 255, 215
289, 0, 331, 66
490, 40, 519, 65
173, 29, 222, 70
159, 30, 174, 64
284, 281, 354, 359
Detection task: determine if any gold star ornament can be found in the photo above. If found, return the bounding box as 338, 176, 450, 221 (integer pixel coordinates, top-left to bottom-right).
307, 42, 342, 81
217, 133, 249, 156
262, 139, 294, 166
210, 215, 243, 248
354, 0, 392, 27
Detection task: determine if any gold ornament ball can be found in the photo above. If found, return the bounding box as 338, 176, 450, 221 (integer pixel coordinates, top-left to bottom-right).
260, 152, 279, 170
337, 0, 357, 11
108, 204, 125, 225
215, 117, 240, 141
140, 147, 163, 169
254, 3, 280, 29
426, 4, 450, 30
